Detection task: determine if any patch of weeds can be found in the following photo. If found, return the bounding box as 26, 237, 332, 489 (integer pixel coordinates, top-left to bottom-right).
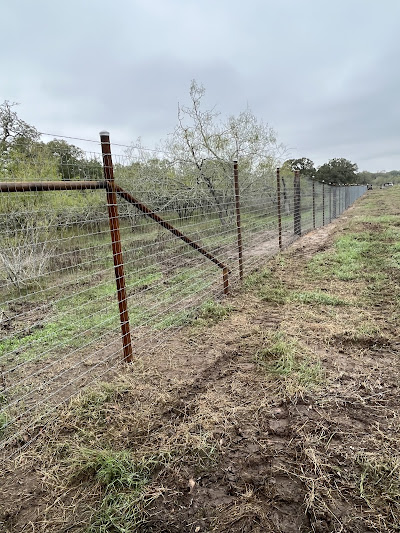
256, 332, 322, 391
272, 254, 287, 268
354, 321, 381, 338
259, 285, 289, 304
243, 267, 273, 289
382, 227, 400, 241
390, 251, 400, 269
195, 300, 233, 323
186, 431, 218, 470
244, 266, 289, 304
255, 331, 295, 364
307, 233, 370, 281
69, 448, 155, 488
245, 262, 299, 305
87, 491, 152, 533
359, 215, 400, 225
70, 383, 123, 422
291, 290, 347, 306
0, 410, 8, 436
357, 453, 400, 528
67, 448, 166, 533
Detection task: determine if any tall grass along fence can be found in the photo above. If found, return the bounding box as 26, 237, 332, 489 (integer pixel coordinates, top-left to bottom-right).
0, 132, 367, 453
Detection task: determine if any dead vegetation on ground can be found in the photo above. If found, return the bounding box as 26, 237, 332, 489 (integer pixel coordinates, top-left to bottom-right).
1, 188, 400, 532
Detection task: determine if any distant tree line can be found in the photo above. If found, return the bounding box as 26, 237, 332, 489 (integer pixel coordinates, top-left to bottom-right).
281, 156, 400, 186
2, 95, 398, 208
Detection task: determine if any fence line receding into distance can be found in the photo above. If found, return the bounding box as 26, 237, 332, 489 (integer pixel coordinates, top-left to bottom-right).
0, 132, 367, 453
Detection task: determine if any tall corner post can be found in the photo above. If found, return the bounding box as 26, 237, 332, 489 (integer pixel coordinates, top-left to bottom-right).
233, 159, 243, 281
276, 168, 282, 250
100, 131, 133, 363
322, 182, 325, 226
294, 170, 301, 236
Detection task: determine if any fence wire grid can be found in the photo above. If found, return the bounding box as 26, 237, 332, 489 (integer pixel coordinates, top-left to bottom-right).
0, 135, 367, 454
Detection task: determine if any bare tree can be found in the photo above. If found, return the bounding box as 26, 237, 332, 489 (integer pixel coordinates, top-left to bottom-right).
165, 81, 285, 225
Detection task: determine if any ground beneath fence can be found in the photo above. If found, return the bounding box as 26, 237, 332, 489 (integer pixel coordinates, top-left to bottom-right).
1, 190, 400, 533
0, 227, 292, 450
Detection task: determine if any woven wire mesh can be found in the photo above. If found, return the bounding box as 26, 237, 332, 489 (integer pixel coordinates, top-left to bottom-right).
0, 138, 367, 453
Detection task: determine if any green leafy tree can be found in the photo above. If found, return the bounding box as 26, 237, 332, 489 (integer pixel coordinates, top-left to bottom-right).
0, 101, 39, 155
283, 157, 316, 177
316, 158, 358, 184
46, 139, 103, 180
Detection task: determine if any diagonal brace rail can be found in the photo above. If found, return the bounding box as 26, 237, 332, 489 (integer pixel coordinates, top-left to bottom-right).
114, 184, 230, 294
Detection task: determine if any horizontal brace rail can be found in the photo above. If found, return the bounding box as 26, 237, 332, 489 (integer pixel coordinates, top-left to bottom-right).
0, 181, 107, 193
115, 184, 230, 273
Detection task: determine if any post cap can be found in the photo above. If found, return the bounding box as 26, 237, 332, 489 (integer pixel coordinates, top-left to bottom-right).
99, 131, 110, 137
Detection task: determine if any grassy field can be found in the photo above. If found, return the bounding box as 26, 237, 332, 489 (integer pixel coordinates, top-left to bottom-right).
1, 185, 390, 532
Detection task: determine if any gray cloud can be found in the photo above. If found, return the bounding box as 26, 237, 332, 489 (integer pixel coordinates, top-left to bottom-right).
1, 0, 400, 171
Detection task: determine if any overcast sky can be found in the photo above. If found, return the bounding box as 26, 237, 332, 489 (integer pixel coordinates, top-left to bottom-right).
2, 0, 399, 172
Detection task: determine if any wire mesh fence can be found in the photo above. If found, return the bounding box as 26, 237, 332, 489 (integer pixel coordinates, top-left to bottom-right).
0, 133, 367, 454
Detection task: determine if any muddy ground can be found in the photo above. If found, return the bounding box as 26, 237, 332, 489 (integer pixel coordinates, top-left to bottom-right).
1, 189, 399, 532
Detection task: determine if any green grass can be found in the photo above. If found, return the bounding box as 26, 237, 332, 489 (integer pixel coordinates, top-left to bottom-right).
70, 448, 156, 489
0, 283, 121, 365
154, 308, 192, 330
307, 233, 369, 281
358, 214, 400, 225
67, 448, 164, 533
195, 299, 233, 323
255, 331, 296, 364
307, 225, 400, 290
0, 203, 272, 372
255, 331, 322, 389
70, 383, 124, 422
154, 298, 233, 330
246, 269, 347, 306
0, 268, 165, 366
0, 411, 7, 436
291, 290, 347, 306
243, 267, 273, 289
86, 491, 151, 533
357, 452, 400, 526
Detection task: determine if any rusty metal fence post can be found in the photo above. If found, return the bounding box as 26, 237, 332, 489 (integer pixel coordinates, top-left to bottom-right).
333, 187, 337, 219
233, 160, 243, 281
312, 180, 316, 229
294, 170, 301, 236
277, 168, 282, 250
100, 131, 133, 363
322, 182, 325, 226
